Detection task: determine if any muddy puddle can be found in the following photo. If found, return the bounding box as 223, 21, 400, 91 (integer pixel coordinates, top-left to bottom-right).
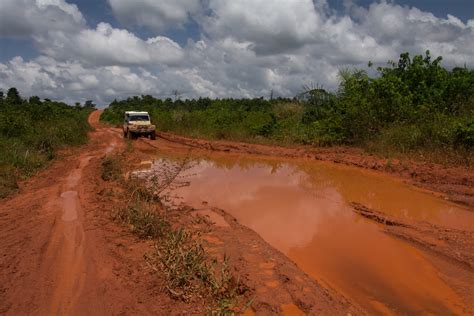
138, 151, 474, 315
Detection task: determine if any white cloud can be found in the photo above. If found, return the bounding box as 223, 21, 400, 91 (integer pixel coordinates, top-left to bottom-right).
1, 0, 474, 104
35, 23, 184, 66
0, 0, 85, 37
35, 0, 84, 23
202, 1, 474, 66
107, 0, 202, 32
0, 56, 196, 105
1, 0, 185, 67
353, 2, 474, 67
204, 0, 322, 55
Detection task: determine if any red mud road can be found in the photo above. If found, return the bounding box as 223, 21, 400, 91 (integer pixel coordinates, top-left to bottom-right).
0, 111, 360, 315
0, 111, 197, 315
1, 110, 472, 315
0, 111, 136, 315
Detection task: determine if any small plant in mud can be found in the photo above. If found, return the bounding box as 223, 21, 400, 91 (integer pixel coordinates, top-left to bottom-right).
113, 200, 170, 239
124, 178, 158, 203
0, 167, 18, 198
153, 156, 194, 196
101, 155, 123, 181
129, 151, 196, 207
208, 256, 249, 315
149, 229, 208, 299
146, 229, 246, 314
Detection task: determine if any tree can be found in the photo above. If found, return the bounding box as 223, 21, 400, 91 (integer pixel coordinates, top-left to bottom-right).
29, 96, 41, 105
6, 87, 22, 105
84, 100, 96, 109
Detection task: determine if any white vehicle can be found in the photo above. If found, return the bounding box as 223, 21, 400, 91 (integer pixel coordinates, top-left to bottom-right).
123, 111, 156, 140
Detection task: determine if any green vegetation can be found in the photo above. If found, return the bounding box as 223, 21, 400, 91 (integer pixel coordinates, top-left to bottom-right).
0, 88, 93, 197
151, 230, 243, 314
101, 155, 123, 182
101, 51, 473, 164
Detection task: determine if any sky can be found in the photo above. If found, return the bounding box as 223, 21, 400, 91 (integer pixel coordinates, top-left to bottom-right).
0, 0, 473, 106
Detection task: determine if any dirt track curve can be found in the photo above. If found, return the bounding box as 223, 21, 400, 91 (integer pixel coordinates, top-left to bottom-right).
0, 111, 154, 315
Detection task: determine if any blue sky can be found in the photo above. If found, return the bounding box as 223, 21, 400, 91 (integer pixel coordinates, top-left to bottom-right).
3, 0, 470, 59
0, 0, 473, 104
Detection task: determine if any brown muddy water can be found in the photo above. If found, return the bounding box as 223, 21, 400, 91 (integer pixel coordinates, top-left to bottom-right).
139, 150, 474, 315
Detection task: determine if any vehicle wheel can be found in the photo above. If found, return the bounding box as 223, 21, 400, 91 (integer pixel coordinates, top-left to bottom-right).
150, 131, 156, 140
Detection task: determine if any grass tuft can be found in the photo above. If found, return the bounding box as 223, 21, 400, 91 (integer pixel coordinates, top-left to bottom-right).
113, 200, 169, 239
0, 167, 18, 198
101, 155, 123, 181
147, 228, 245, 314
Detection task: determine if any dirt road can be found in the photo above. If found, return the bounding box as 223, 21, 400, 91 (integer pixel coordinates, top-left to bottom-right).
0, 111, 170, 315
1, 110, 472, 315
0, 111, 360, 315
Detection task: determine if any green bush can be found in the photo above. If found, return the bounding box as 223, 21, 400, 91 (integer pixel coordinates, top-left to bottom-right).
0, 88, 92, 197
0, 166, 18, 198
454, 121, 474, 149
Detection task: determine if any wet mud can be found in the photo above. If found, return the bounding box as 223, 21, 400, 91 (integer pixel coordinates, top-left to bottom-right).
157, 132, 474, 209
139, 146, 473, 315
2, 111, 472, 316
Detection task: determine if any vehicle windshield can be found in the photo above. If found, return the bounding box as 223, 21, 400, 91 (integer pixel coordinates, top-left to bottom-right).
129, 115, 149, 121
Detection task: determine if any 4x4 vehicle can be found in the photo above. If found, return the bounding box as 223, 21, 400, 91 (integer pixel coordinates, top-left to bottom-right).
123, 111, 156, 140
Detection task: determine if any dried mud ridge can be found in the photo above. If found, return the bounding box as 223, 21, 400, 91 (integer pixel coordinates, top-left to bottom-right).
189, 205, 364, 315
351, 203, 474, 270
158, 132, 474, 209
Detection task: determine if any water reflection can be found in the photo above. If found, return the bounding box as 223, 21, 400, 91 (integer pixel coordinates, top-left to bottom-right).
150, 152, 472, 315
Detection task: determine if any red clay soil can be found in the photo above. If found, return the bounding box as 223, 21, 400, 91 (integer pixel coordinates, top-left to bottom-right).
0, 111, 363, 315
157, 132, 474, 209
352, 203, 474, 270
0, 112, 202, 315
